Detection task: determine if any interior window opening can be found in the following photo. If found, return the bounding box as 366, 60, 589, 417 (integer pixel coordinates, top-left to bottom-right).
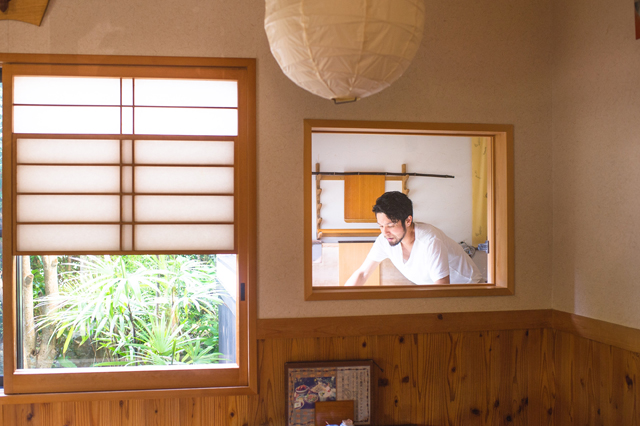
304, 119, 513, 301
310, 132, 489, 287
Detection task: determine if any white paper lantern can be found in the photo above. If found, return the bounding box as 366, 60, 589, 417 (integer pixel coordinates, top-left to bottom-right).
265, 0, 425, 103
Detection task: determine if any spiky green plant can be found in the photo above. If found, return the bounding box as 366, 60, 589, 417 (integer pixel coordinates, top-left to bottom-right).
34, 254, 225, 367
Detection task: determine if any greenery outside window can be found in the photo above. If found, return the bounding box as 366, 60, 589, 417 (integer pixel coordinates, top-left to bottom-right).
1, 55, 257, 395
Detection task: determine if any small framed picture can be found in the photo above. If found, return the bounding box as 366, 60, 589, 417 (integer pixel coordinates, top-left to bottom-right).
285, 360, 374, 426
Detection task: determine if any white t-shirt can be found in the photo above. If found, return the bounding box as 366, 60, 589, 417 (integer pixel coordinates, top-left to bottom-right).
366, 222, 482, 284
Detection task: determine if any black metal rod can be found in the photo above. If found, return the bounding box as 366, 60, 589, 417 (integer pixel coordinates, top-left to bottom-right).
311, 171, 455, 179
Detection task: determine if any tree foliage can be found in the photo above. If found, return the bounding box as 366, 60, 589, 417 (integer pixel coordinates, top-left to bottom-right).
31, 254, 226, 368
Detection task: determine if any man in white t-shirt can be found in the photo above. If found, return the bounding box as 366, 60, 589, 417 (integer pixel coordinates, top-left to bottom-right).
344, 191, 482, 285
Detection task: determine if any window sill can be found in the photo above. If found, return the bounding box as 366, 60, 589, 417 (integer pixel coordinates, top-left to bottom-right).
306, 284, 514, 300
0, 384, 257, 405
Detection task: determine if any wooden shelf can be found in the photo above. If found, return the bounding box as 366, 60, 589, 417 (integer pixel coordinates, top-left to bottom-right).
317, 228, 381, 238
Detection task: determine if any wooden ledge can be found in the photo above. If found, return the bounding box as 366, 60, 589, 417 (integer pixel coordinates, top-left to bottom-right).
0, 384, 256, 405
258, 309, 640, 355
257, 309, 553, 339
552, 310, 640, 354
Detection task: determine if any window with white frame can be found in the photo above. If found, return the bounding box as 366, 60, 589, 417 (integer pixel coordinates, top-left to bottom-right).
1, 56, 256, 395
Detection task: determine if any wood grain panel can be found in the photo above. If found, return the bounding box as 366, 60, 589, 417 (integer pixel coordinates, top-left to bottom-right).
414, 332, 447, 425
552, 309, 640, 354
554, 330, 575, 426
314, 400, 354, 426
338, 242, 380, 286
344, 175, 385, 223
526, 327, 555, 426
552, 329, 640, 426
316, 228, 381, 238
257, 310, 553, 339
179, 398, 201, 426
0, 329, 590, 425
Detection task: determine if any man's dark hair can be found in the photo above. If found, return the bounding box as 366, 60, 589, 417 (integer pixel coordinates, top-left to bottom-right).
372, 191, 413, 224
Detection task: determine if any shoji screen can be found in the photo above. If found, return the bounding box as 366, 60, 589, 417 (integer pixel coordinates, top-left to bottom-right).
13, 75, 238, 254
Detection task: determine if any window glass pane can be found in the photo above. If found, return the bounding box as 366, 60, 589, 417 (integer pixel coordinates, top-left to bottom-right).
134, 107, 238, 136
17, 225, 120, 252
122, 107, 134, 134
14, 106, 121, 134
135, 140, 234, 166
122, 195, 133, 222
122, 140, 133, 164
135, 79, 237, 108
14, 76, 121, 105
135, 225, 234, 251
17, 254, 237, 369
17, 195, 121, 222
135, 195, 234, 222
122, 225, 133, 250
122, 78, 133, 106
122, 165, 133, 193
17, 139, 121, 164
135, 166, 234, 194
17, 165, 120, 193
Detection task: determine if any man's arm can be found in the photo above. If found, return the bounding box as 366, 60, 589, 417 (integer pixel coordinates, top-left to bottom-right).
344, 258, 381, 286
425, 236, 452, 284
434, 275, 450, 284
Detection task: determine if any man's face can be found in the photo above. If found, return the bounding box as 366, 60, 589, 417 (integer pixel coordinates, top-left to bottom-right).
376, 213, 410, 247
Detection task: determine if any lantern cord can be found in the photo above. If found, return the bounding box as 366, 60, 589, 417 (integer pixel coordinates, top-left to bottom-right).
311, 171, 454, 179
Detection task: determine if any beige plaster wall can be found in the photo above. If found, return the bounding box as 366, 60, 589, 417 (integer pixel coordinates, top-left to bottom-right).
552, 0, 640, 328
1, 0, 554, 318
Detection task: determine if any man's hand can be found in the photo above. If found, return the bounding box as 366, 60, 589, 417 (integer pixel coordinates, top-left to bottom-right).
344, 258, 380, 286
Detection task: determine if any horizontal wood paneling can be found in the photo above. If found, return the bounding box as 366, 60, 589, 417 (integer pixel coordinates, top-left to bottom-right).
553, 329, 640, 426
552, 310, 640, 354
2, 310, 640, 425
257, 310, 553, 339
1, 329, 556, 425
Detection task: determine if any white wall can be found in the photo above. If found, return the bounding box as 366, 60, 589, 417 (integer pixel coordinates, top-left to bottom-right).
312, 133, 473, 244
552, 0, 640, 328
1, 0, 554, 319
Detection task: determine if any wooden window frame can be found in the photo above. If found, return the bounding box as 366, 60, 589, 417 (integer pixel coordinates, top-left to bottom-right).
0, 54, 257, 396
304, 119, 514, 300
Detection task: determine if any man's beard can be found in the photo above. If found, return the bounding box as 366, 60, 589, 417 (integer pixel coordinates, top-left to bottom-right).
388, 228, 406, 247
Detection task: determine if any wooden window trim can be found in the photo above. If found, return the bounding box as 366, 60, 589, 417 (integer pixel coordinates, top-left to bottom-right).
0, 53, 257, 395
304, 119, 514, 300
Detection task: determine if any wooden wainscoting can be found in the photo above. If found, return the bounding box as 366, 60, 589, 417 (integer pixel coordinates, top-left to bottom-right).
551, 311, 640, 426
1, 329, 555, 426
552, 329, 640, 426
1, 310, 640, 425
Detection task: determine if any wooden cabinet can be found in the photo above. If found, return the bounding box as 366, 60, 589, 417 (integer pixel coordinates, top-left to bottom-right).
344, 175, 385, 223
338, 242, 380, 286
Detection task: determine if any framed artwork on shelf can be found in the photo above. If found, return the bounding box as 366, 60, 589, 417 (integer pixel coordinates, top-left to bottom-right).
285, 360, 373, 426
